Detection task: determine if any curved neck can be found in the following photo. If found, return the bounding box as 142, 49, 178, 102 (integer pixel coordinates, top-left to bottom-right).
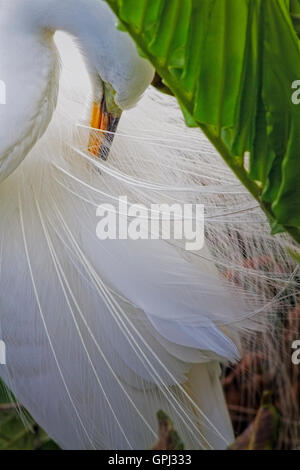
1, 0, 121, 87
1, 0, 108, 32
0, 0, 153, 182
39, 0, 113, 36
1, 0, 154, 110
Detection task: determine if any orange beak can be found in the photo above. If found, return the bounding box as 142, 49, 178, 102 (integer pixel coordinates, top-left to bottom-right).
88, 92, 122, 161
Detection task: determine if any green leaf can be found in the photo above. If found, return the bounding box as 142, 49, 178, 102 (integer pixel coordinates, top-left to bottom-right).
151, 410, 185, 450
105, 0, 300, 242
260, 1, 300, 227
229, 391, 279, 450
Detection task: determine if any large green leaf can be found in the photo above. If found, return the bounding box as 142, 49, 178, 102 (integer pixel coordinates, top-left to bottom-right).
105, 0, 300, 242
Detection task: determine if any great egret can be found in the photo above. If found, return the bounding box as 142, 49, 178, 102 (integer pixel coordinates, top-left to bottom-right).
0, 0, 297, 450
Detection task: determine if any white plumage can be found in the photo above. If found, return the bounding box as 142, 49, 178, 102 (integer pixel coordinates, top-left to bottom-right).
0, 0, 297, 450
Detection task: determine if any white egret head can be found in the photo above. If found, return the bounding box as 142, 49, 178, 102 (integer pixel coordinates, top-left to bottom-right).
0, 0, 154, 181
